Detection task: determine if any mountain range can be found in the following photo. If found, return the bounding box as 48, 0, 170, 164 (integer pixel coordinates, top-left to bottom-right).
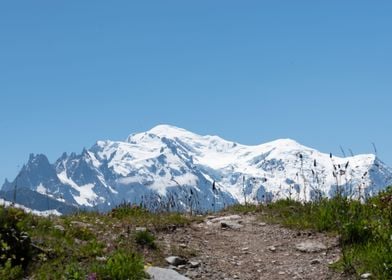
2, 125, 392, 214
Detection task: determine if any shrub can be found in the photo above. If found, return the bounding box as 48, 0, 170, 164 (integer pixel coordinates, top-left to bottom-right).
134, 230, 156, 249
0, 260, 23, 280
0, 207, 32, 269
96, 250, 145, 280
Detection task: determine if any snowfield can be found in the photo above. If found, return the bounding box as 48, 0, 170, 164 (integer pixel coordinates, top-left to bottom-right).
2, 124, 392, 213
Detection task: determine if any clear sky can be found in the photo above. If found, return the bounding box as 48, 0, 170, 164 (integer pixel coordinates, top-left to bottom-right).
1, 1, 391, 184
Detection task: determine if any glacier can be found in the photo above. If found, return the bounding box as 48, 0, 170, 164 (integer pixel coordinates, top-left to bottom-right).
2, 124, 392, 214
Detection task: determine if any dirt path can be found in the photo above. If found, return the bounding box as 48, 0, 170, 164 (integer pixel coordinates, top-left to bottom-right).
158, 214, 348, 280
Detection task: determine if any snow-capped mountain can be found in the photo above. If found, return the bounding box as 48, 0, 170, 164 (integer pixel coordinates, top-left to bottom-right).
0, 198, 62, 217
2, 125, 392, 214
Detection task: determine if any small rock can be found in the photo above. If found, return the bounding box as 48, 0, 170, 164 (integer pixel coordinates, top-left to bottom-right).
361, 273, 372, 279
179, 243, 187, 248
220, 221, 243, 230
135, 227, 147, 232
295, 241, 327, 253
268, 246, 276, 252
233, 275, 239, 279
166, 256, 187, 266
241, 247, 249, 251
259, 222, 267, 226
210, 215, 242, 223
146, 266, 190, 280
310, 259, 321, 265
70, 221, 91, 228
96, 256, 107, 262
189, 261, 200, 268
53, 225, 65, 232
278, 271, 285, 275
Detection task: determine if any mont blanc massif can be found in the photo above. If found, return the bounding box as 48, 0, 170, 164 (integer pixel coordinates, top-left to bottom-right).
2, 125, 392, 215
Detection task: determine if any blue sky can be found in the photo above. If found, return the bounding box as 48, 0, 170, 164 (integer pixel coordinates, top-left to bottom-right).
1, 1, 391, 184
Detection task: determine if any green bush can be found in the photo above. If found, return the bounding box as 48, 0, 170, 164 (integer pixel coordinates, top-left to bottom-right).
0, 207, 32, 269
0, 227, 31, 268
0, 260, 23, 280
134, 230, 156, 249
96, 250, 145, 280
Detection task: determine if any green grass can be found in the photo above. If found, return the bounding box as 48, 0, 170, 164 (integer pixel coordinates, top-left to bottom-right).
134, 230, 157, 249
93, 250, 145, 280
3, 188, 391, 279
0, 203, 196, 279
109, 202, 196, 232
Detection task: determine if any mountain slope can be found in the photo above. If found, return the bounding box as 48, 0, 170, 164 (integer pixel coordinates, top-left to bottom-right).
2, 125, 392, 213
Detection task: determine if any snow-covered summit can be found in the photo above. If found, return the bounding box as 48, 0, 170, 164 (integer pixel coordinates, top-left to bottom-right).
147, 124, 198, 138
2, 125, 392, 214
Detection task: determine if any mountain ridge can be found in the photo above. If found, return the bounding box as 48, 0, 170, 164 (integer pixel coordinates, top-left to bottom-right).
2, 125, 392, 214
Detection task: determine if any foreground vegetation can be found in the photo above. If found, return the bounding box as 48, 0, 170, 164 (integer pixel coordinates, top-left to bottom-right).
228, 187, 392, 278
1, 187, 391, 279
0, 203, 194, 279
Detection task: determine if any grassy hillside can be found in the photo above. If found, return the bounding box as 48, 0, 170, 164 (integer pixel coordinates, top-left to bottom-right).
1, 187, 391, 279
0, 203, 195, 279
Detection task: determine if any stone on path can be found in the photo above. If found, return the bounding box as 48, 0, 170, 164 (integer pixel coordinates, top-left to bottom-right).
165, 256, 187, 266
210, 215, 241, 223
189, 261, 201, 268
220, 220, 243, 230
268, 246, 277, 252
310, 259, 321, 265
146, 266, 190, 280
295, 241, 327, 253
